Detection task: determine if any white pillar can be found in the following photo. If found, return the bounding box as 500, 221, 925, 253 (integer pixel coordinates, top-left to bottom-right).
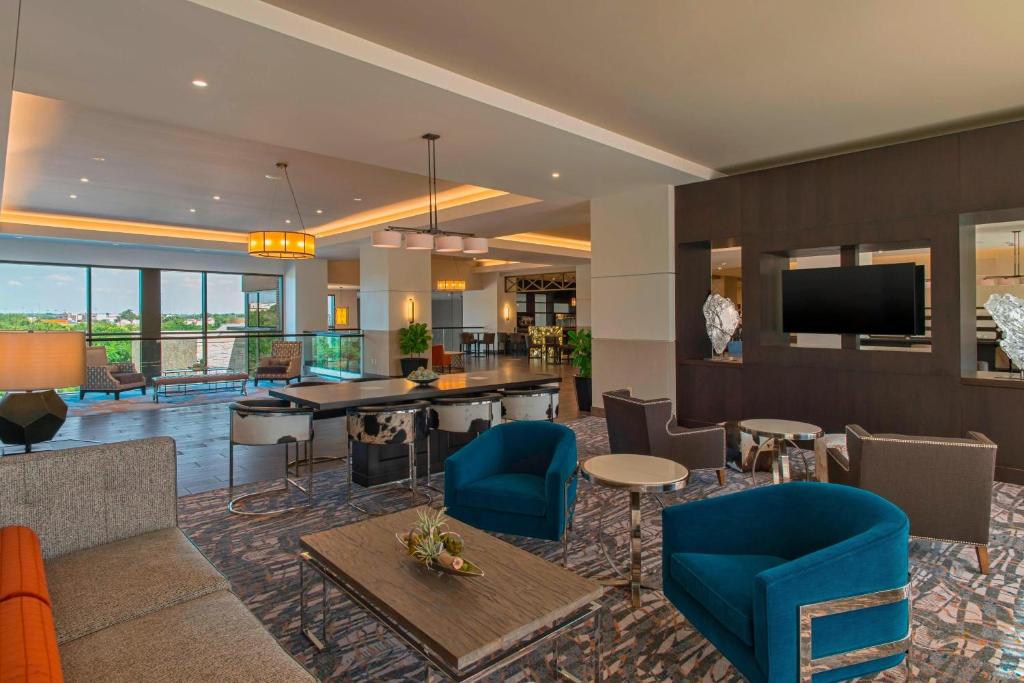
0, 0, 18, 199
464, 273, 517, 333
360, 244, 432, 376
284, 259, 328, 335
574, 264, 592, 328
591, 185, 676, 410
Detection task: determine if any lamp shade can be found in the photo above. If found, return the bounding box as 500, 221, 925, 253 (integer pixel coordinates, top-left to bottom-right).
435, 235, 464, 252
0, 331, 86, 390
462, 237, 488, 254
371, 230, 402, 248
405, 232, 434, 250
248, 231, 316, 259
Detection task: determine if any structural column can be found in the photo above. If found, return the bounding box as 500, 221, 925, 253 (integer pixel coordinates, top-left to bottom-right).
0, 0, 18, 201
591, 185, 676, 411
359, 245, 432, 376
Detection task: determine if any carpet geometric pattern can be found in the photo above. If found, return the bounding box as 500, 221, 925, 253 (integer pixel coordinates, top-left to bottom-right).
177, 416, 1024, 682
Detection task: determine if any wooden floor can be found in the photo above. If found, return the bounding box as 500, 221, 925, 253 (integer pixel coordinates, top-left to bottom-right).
60, 355, 582, 496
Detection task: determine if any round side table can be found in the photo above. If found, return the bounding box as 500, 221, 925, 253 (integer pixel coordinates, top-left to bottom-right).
581, 454, 689, 608
739, 419, 823, 484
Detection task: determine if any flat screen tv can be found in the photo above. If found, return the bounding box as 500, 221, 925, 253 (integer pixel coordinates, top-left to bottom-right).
781, 263, 925, 335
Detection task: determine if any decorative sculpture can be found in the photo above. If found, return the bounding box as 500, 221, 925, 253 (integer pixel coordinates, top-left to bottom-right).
703, 293, 741, 357
985, 293, 1024, 372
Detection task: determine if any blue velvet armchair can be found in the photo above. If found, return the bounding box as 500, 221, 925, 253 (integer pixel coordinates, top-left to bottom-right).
662, 482, 910, 683
444, 421, 578, 562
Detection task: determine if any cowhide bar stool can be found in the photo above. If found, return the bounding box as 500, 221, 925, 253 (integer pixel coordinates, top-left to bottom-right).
346, 400, 432, 514
427, 392, 502, 490
284, 380, 346, 474
500, 385, 560, 422
228, 399, 314, 515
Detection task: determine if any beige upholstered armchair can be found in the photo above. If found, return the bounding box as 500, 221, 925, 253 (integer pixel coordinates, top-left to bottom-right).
602, 389, 727, 484
828, 425, 997, 573
80, 345, 146, 399
253, 341, 303, 385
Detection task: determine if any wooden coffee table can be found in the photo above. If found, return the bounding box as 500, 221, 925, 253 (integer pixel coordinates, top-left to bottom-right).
299, 507, 604, 682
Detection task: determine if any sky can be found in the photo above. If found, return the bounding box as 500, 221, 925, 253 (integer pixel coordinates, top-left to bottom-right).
0, 263, 268, 314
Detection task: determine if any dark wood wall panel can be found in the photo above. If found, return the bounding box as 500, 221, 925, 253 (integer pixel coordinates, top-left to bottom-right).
676, 118, 1024, 483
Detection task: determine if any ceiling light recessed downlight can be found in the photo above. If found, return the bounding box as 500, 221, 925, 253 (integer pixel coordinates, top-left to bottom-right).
316, 209, 323, 214
91, 156, 105, 162
285, 219, 291, 224
79, 177, 89, 183
265, 174, 279, 180
189, 208, 196, 213
353, 197, 363, 202
212, 195, 221, 201
551, 172, 561, 178
68, 194, 77, 199
191, 79, 208, 88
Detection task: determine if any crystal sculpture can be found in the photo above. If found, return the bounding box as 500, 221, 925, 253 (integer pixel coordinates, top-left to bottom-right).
985, 293, 1024, 369
703, 293, 741, 357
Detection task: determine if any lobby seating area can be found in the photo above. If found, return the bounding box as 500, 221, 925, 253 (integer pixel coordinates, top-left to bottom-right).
2, 3, 1024, 682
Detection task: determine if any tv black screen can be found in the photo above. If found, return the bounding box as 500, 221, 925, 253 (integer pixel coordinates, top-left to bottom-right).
781, 263, 925, 335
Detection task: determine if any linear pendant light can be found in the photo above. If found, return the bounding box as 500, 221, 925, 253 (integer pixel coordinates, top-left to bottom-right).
371, 134, 487, 254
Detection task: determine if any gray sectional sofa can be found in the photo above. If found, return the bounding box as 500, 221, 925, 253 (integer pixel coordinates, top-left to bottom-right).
0, 437, 315, 682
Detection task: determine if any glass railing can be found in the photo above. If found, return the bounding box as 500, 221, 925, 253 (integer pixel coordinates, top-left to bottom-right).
83, 330, 364, 387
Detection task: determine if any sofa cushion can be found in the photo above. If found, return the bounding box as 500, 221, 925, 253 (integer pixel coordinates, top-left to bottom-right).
59, 590, 314, 682
458, 473, 547, 517
670, 552, 787, 646
110, 372, 145, 386
1, 525, 50, 605
0, 596, 63, 682
46, 527, 229, 644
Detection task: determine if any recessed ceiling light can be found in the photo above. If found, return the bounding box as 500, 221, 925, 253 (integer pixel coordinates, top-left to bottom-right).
68, 194, 77, 199
316, 209, 323, 215
79, 177, 89, 183
189, 208, 197, 213
212, 195, 221, 201
285, 219, 291, 224
192, 79, 208, 88
551, 172, 560, 178
265, 174, 279, 180
353, 197, 363, 202
91, 156, 105, 162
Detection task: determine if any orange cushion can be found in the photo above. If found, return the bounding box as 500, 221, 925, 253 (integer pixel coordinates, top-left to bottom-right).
0, 596, 63, 683
0, 526, 50, 606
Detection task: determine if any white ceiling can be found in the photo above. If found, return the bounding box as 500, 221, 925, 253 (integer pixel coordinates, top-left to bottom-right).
266, 0, 1024, 172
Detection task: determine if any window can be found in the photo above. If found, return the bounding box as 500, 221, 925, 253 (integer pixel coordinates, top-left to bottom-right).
160, 271, 204, 333
90, 267, 141, 365
0, 263, 87, 332
205, 273, 248, 372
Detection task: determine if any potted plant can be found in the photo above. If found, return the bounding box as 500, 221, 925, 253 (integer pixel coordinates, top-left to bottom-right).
398, 322, 432, 376
566, 328, 592, 411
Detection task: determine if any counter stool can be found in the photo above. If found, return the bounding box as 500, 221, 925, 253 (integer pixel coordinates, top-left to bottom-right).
228, 399, 314, 515
346, 400, 432, 514
500, 385, 560, 422
427, 392, 501, 490
284, 380, 346, 473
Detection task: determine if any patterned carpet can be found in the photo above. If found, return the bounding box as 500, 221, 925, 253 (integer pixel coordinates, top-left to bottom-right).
177, 417, 1024, 682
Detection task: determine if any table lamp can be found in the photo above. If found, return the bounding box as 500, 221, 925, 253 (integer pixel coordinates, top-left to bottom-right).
0, 331, 85, 452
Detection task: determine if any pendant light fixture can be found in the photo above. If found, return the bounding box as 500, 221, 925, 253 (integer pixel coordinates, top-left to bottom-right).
248, 162, 316, 259
371, 134, 487, 254
981, 230, 1024, 285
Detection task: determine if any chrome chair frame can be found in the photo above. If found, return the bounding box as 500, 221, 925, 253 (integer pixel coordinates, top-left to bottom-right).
283, 380, 346, 474
798, 582, 912, 683
228, 400, 315, 516
346, 401, 433, 515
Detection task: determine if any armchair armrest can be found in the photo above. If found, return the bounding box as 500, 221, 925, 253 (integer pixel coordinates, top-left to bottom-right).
110, 362, 137, 374
444, 428, 507, 504
544, 431, 578, 540
753, 523, 909, 681
663, 422, 726, 471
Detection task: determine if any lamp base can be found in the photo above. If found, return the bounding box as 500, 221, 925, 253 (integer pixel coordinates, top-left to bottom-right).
0, 390, 69, 453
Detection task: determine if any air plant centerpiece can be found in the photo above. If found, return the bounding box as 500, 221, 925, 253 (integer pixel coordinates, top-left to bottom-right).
397, 508, 484, 576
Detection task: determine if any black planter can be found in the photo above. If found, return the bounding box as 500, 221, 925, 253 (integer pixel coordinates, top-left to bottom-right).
400, 357, 429, 376
574, 376, 593, 412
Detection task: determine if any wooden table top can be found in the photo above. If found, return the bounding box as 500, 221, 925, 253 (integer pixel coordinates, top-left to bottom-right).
270, 367, 559, 411
300, 507, 603, 672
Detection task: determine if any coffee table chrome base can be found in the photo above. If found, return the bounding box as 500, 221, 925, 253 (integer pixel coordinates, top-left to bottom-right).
750, 438, 813, 485
299, 551, 603, 682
